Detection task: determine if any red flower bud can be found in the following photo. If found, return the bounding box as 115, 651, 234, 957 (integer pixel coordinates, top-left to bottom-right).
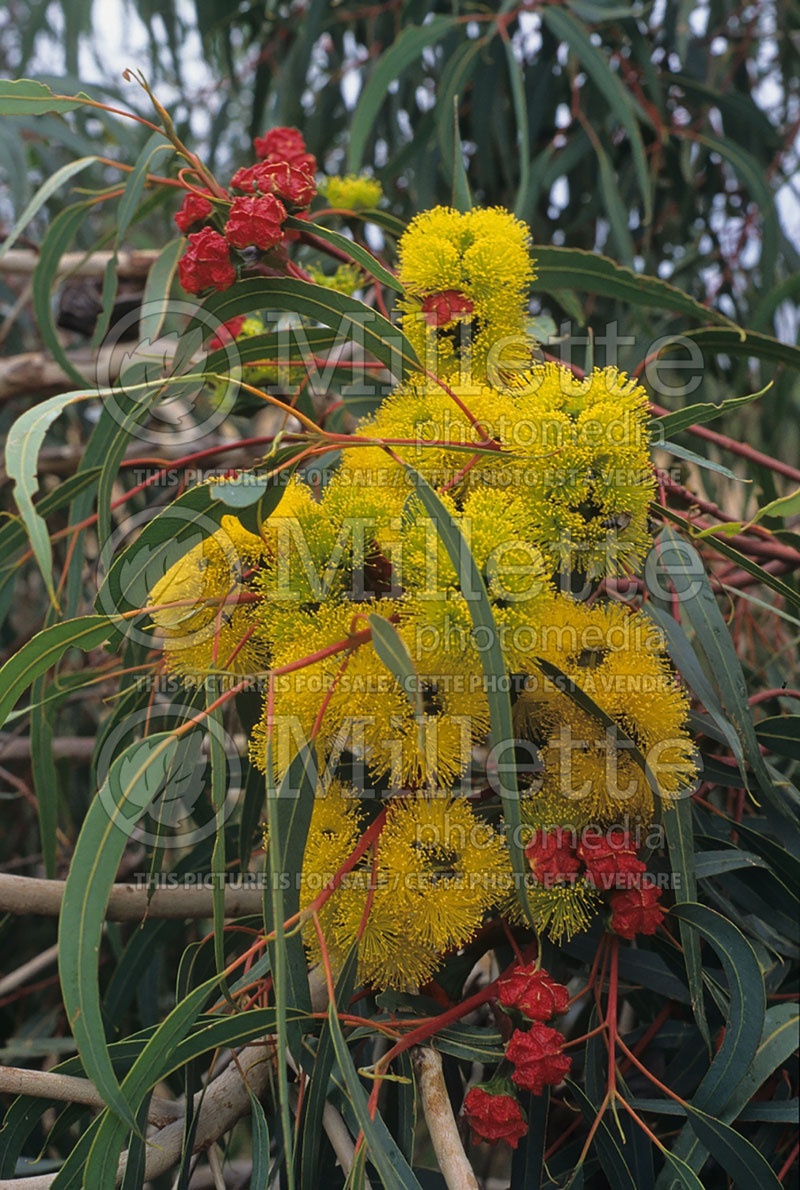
525, 831, 581, 885
609, 879, 665, 940
420, 289, 474, 327
463, 1084, 527, 1149
506, 1024, 572, 1095
225, 194, 287, 250
578, 829, 646, 891
177, 228, 236, 294
497, 963, 569, 1022
174, 191, 214, 233
230, 161, 316, 209
254, 126, 313, 171
208, 316, 246, 351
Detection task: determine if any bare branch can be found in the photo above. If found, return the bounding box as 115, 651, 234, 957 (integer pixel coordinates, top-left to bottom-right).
0, 249, 161, 280
412, 1046, 479, 1190
0, 874, 265, 920
0, 1067, 180, 1128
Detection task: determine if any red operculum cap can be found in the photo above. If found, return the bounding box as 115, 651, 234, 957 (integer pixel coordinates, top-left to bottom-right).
506, 1024, 572, 1095
578, 829, 646, 891
525, 830, 581, 885
177, 228, 236, 294
174, 191, 214, 233
230, 161, 316, 209
463, 1083, 528, 1149
497, 963, 570, 1022
225, 194, 287, 250
254, 125, 307, 162
420, 289, 475, 327
609, 879, 665, 940
208, 316, 246, 351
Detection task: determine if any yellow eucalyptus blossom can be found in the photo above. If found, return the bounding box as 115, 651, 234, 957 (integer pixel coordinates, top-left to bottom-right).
513, 595, 697, 828
397, 205, 536, 380
333, 373, 520, 507
309, 263, 362, 295
331, 874, 442, 990
249, 599, 407, 780
326, 795, 509, 989
375, 796, 509, 950
509, 363, 656, 578
299, 781, 364, 964
149, 513, 268, 684
320, 174, 383, 209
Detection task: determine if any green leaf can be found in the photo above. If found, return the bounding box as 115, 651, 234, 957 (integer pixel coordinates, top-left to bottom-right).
593, 134, 635, 267
671, 904, 764, 1115
0, 615, 113, 729
326, 1001, 424, 1190
288, 217, 404, 293
663, 800, 710, 1049
567, 1080, 638, 1189
0, 156, 98, 262
659, 1152, 706, 1189
298, 947, 360, 1190
541, 8, 652, 222
658, 440, 746, 482
368, 613, 423, 725
503, 37, 530, 219
449, 94, 473, 213
437, 39, 484, 201
651, 385, 772, 440
83, 969, 230, 1186
347, 16, 458, 172
653, 504, 800, 614
137, 237, 184, 343
196, 277, 419, 379
647, 528, 795, 814
31, 201, 95, 387
756, 715, 800, 761
694, 850, 769, 878
719, 1002, 799, 1121
58, 732, 182, 1130
532, 246, 742, 331
0, 78, 90, 115
402, 467, 529, 920
249, 1089, 271, 1185
682, 1104, 781, 1189
265, 742, 316, 1040
682, 326, 800, 372
5, 389, 94, 603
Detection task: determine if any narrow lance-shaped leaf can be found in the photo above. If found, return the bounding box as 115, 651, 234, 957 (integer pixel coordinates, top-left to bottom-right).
0, 156, 98, 261
347, 16, 458, 172
0, 615, 114, 729
195, 277, 420, 379
58, 732, 182, 1129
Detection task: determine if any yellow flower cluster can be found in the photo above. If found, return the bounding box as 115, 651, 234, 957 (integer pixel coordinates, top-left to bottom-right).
320, 173, 383, 210
301, 793, 511, 988
144, 203, 697, 977
309, 263, 362, 294
398, 206, 536, 380
149, 515, 268, 684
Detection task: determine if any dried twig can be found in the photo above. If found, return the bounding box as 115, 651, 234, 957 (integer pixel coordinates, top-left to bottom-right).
0, 874, 265, 920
